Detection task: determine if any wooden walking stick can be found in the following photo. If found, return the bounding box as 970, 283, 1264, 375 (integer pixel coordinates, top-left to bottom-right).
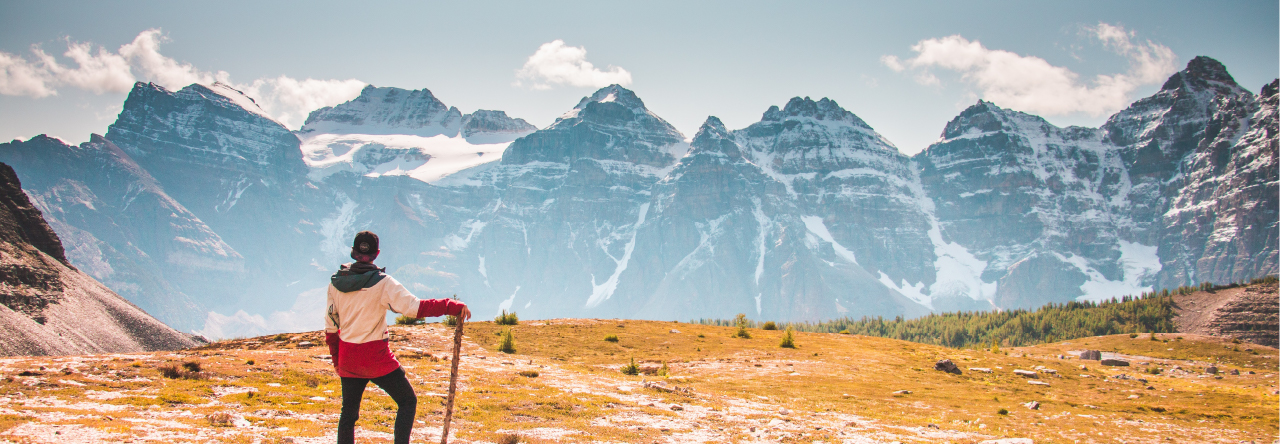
440, 315, 464, 444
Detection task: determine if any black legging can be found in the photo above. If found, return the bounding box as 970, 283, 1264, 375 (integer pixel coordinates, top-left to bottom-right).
338, 367, 417, 444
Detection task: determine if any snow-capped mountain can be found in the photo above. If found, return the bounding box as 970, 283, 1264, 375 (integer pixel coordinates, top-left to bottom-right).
297, 86, 536, 184
0, 57, 1273, 338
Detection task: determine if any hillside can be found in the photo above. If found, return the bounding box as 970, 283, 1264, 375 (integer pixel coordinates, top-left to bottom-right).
0, 320, 1272, 443
0, 162, 200, 355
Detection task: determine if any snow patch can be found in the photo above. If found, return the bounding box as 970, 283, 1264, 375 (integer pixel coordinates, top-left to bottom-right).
444, 220, 487, 251
319, 195, 358, 261
800, 216, 858, 265
299, 133, 512, 184
586, 203, 649, 308
1067, 240, 1161, 302
751, 199, 770, 286
497, 286, 520, 316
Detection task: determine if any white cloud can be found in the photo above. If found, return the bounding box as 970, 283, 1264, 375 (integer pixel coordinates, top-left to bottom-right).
882, 23, 1177, 116
39, 41, 134, 94
0, 29, 366, 129
880, 55, 905, 72
241, 76, 366, 129
515, 40, 632, 90
0, 51, 55, 97
118, 29, 230, 89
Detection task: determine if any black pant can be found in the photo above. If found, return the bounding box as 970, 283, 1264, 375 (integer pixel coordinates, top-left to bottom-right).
338, 367, 417, 444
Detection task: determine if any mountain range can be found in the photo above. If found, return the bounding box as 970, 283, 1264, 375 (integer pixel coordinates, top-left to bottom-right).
0, 56, 1273, 338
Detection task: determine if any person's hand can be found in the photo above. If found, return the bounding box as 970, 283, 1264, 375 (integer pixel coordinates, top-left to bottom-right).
458, 304, 472, 322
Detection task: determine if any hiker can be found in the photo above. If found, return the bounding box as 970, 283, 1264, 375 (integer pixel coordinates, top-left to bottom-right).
324, 230, 472, 444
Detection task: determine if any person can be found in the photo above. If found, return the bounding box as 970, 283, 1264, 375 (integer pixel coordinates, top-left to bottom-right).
324, 230, 472, 444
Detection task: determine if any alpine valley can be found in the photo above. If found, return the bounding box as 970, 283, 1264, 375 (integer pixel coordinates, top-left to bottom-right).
1, 57, 1274, 338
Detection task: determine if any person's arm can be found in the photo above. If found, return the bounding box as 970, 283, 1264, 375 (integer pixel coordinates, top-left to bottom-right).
383, 276, 470, 319
324, 287, 340, 368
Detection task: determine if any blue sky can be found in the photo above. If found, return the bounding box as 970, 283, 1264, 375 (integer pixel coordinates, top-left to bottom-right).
1, 1, 1276, 155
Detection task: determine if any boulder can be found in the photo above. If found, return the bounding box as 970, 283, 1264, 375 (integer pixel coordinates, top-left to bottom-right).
935, 359, 962, 375
1013, 369, 1039, 378
1024, 401, 1040, 410
1100, 359, 1130, 366
1080, 350, 1102, 360
1205, 366, 1219, 374
969, 367, 993, 373
1229, 369, 1240, 375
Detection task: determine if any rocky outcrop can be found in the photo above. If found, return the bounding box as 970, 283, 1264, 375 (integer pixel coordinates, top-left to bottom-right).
461, 110, 536, 139
1174, 281, 1279, 347
0, 161, 199, 355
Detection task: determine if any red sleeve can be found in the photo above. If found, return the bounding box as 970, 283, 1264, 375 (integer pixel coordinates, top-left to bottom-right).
415, 298, 464, 318
325, 332, 340, 368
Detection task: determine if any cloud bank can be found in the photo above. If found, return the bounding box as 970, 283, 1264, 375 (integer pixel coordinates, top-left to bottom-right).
515, 40, 632, 90
882, 23, 1177, 116
0, 29, 364, 129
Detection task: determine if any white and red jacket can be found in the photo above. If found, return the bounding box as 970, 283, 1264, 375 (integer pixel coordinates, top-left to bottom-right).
324, 264, 463, 379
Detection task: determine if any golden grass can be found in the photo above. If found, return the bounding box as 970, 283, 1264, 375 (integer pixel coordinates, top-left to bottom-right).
0, 321, 1270, 443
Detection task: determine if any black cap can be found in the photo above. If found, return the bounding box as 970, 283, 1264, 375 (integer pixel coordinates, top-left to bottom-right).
352, 231, 379, 256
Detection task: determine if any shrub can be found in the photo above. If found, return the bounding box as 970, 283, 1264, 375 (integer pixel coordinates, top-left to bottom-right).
395, 315, 423, 325
1129, 333, 1138, 338
498, 329, 516, 354
497, 433, 521, 444
733, 313, 752, 339
159, 362, 205, 380
621, 358, 639, 376
518, 370, 539, 378
997, 408, 1009, 415
443, 315, 459, 327
158, 365, 182, 379
604, 334, 619, 343
245, 359, 255, 365
779, 326, 796, 348
839, 329, 850, 334
762, 321, 778, 330
495, 310, 519, 326
658, 361, 670, 377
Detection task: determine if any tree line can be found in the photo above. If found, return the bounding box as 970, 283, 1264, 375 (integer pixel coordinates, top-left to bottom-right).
694, 275, 1276, 348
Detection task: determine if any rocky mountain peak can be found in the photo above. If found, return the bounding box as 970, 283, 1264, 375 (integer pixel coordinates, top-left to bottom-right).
572, 84, 647, 113
461, 110, 537, 138
688, 116, 742, 159
762, 96, 869, 129
502, 85, 685, 167
938, 100, 1055, 142
300, 85, 462, 135
1159, 56, 1248, 98
1262, 79, 1279, 100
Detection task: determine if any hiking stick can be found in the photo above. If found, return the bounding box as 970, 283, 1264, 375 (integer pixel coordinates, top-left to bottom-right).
440, 316, 464, 444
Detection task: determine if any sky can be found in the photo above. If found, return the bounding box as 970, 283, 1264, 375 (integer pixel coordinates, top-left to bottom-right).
1, 1, 1276, 156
